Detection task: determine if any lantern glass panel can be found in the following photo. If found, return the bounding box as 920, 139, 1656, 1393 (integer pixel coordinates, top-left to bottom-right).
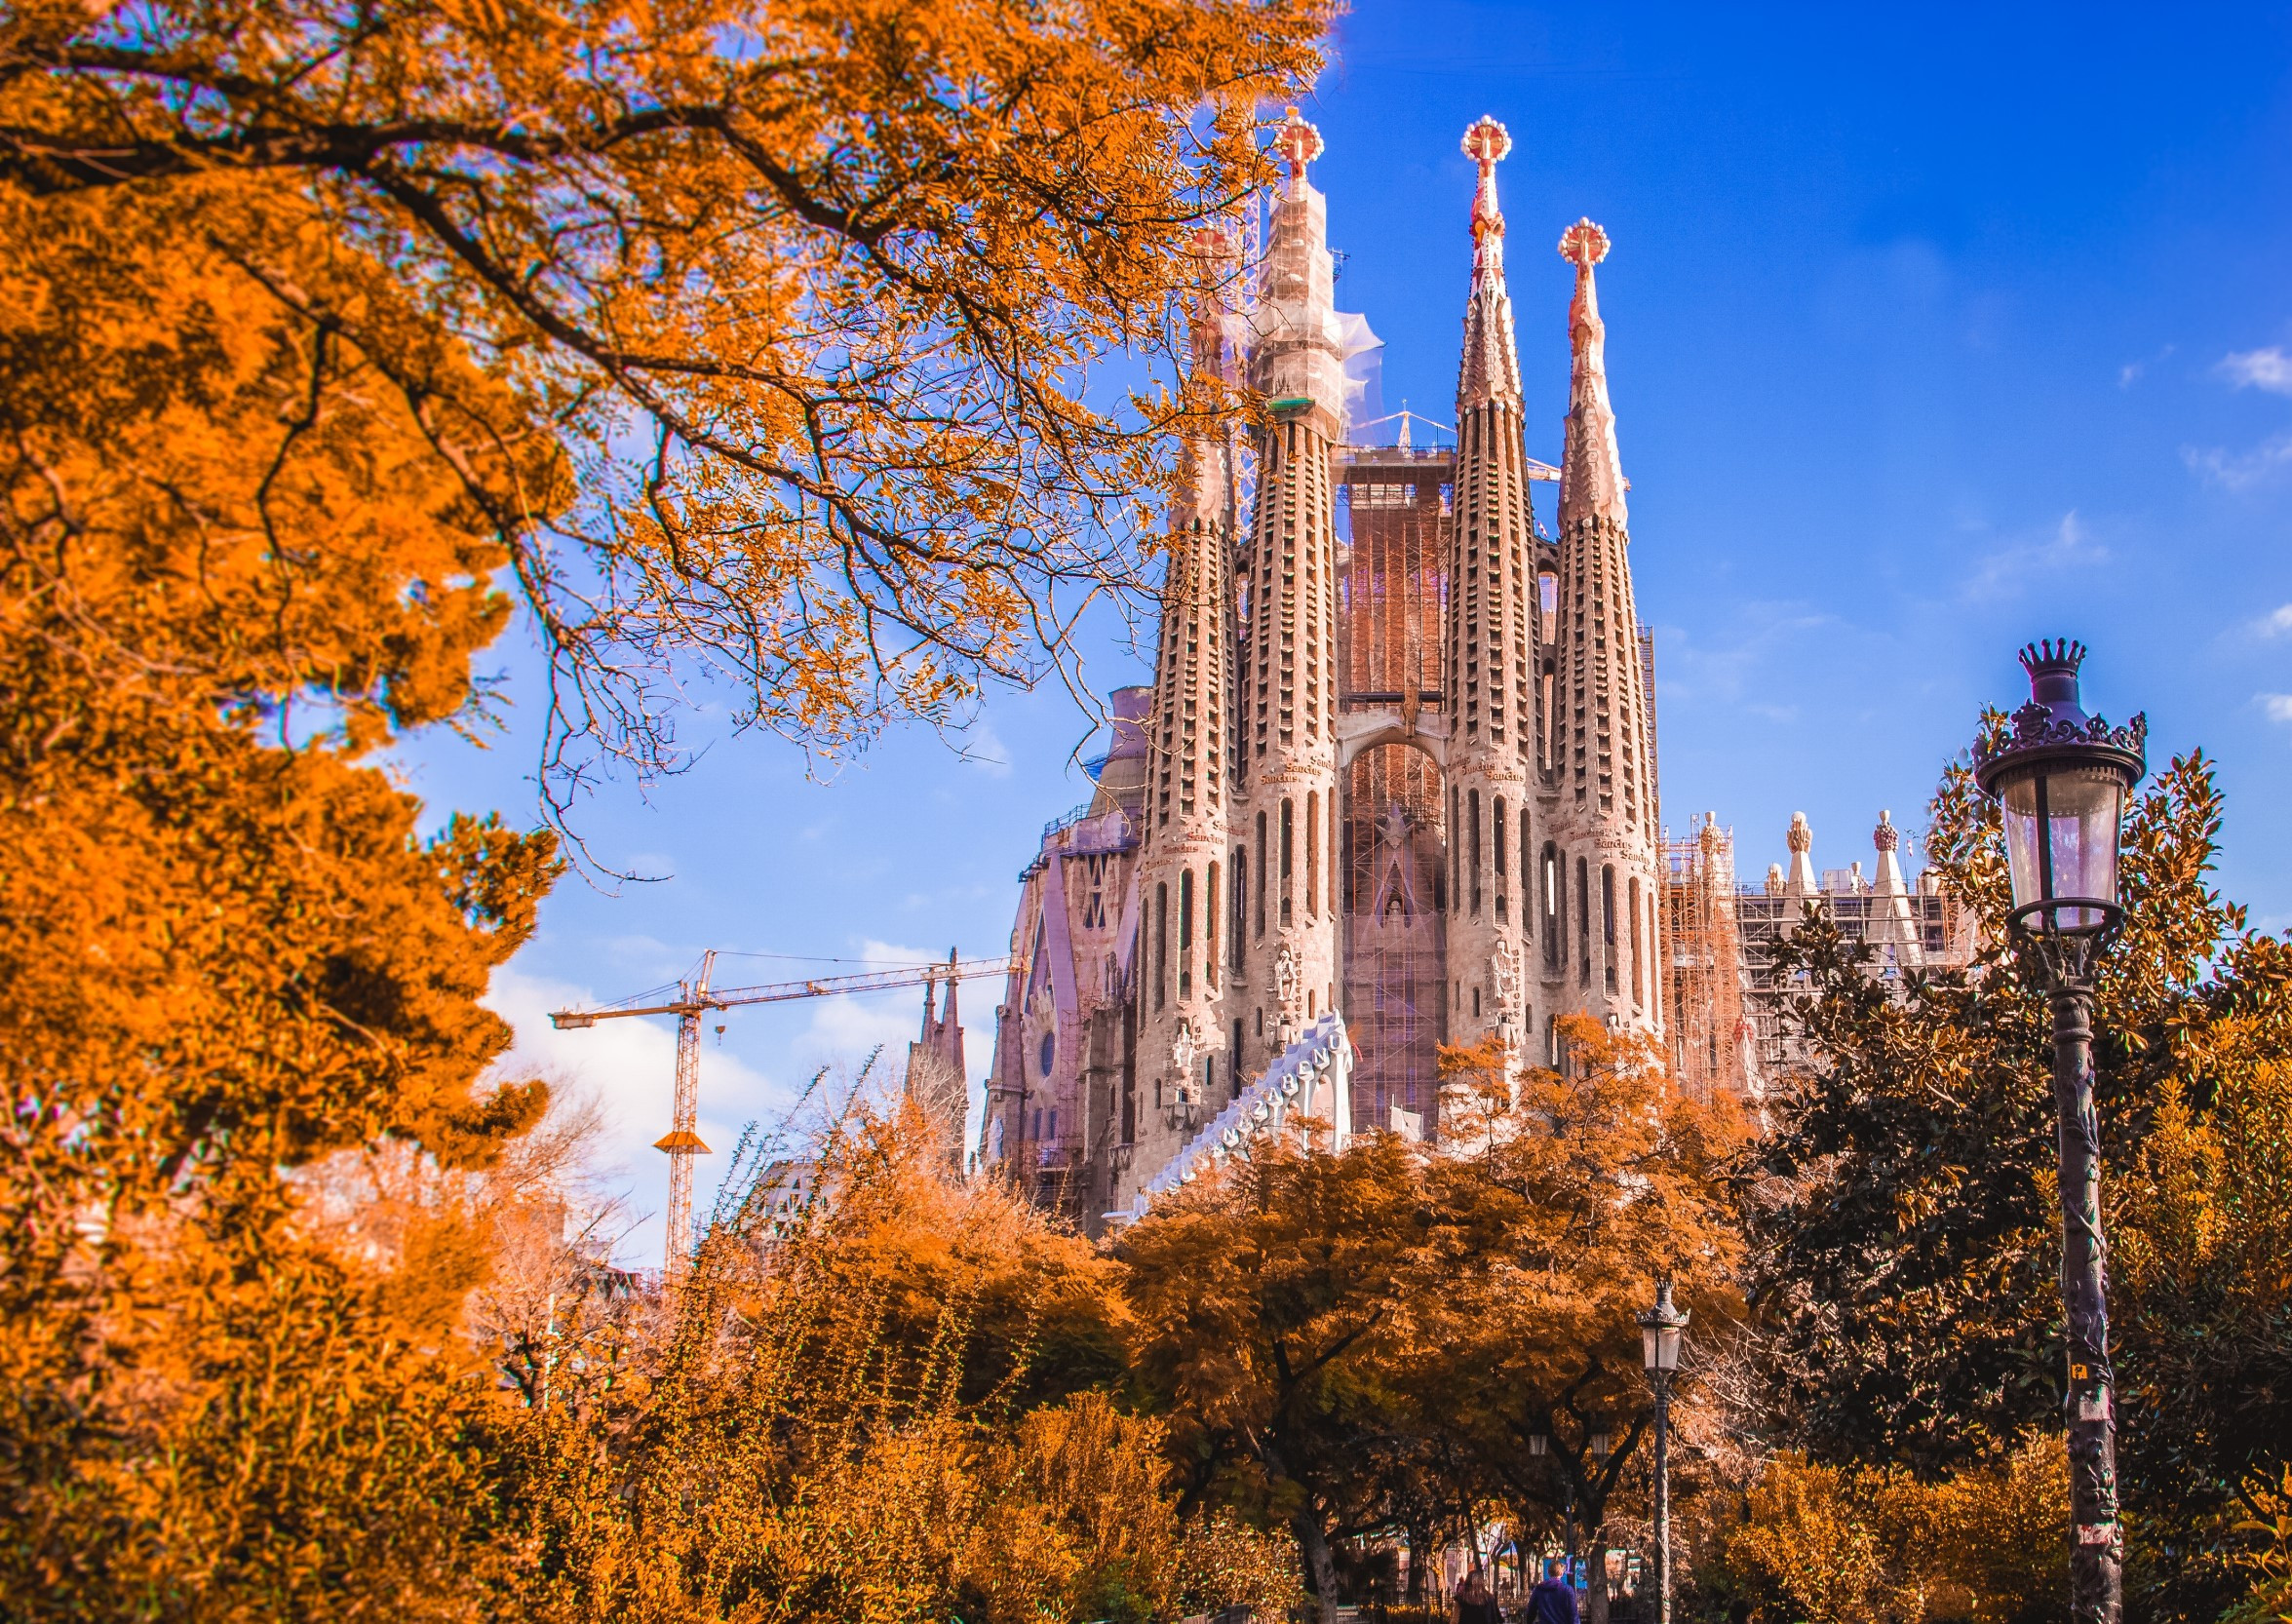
2001, 764, 2122, 929
1641, 1326, 1658, 1371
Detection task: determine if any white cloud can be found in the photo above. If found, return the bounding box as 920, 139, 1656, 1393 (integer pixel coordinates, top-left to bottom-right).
2118, 362, 2144, 388
958, 719, 1013, 778
2253, 605, 2292, 639
2219, 346, 2292, 395
485, 965, 787, 1268
2184, 432, 2292, 491
1653, 602, 1835, 707
2261, 694, 2292, 724
1962, 511, 2108, 599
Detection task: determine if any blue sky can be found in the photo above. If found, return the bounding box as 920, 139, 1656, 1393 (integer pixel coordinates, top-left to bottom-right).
394, 0, 2292, 1264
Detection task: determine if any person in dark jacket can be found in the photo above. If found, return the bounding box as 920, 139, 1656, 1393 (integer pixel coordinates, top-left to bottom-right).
1455, 1571, 1501, 1624
1527, 1574, 1581, 1624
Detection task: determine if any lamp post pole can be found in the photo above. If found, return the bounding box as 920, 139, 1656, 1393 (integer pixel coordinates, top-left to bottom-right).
2042, 933, 2120, 1621
1638, 1282, 1689, 1624
1974, 639, 2146, 1624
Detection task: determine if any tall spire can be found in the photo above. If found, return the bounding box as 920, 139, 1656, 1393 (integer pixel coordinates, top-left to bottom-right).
1446, 114, 1542, 1067
1127, 214, 1246, 1210
1457, 115, 1522, 409
1558, 217, 1627, 528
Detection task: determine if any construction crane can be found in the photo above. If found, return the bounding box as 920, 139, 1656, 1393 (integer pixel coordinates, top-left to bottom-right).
548, 950, 1015, 1278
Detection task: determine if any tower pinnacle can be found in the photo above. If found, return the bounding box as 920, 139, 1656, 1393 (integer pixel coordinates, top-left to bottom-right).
1457, 116, 1523, 410
1558, 217, 1626, 528
1462, 115, 1513, 274
1275, 105, 1324, 197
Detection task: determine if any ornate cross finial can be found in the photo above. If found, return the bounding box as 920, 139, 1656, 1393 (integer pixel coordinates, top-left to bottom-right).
1462, 114, 1513, 173
1461, 115, 1513, 248
1274, 105, 1324, 188
1559, 216, 1611, 272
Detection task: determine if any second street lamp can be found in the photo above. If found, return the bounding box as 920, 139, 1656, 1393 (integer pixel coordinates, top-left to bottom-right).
1973, 638, 2146, 1624
1637, 1282, 1689, 1624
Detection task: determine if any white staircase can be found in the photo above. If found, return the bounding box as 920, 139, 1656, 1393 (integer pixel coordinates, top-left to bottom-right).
1111, 1012, 1354, 1223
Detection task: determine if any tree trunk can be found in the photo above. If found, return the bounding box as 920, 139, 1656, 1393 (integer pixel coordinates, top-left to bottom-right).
1582, 1521, 1610, 1624
1292, 1505, 1344, 1624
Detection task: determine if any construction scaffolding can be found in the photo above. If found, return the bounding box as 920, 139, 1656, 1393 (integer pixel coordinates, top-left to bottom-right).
1662, 814, 1753, 1102
1337, 445, 1450, 708
1337, 445, 1453, 1137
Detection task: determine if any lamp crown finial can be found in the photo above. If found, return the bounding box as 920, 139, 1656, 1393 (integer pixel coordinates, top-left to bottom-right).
2017, 638, 2089, 710
2019, 638, 2087, 680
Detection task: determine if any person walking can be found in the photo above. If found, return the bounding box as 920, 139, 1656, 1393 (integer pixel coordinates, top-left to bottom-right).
1456, 1571, 1502, 1624
1527, 1570, 1581, 1624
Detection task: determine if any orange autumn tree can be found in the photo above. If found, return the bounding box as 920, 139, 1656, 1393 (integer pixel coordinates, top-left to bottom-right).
1418, 1019, 1749, 1615
1118, 1132, 1435, 1624
505, 1103, 1302, 1624
0, 175, 562, 1615
2, 0, 1333, 818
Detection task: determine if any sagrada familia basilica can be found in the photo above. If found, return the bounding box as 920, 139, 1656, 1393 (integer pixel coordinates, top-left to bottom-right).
939, 111, 1971, 1229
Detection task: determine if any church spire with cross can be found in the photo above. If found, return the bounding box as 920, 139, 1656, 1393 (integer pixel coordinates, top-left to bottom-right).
1446, 114, 1542, 1058
1129, 222, 1243, 1206
1548, 217, 1663, 1036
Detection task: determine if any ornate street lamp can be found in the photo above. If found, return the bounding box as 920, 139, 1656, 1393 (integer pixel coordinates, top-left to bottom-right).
1973, 639, 2146, 1624
1638, 1282, 1689, 1624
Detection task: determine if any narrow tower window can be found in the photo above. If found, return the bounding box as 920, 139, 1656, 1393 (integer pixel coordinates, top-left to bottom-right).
1602, 865, 1618, 995
1628, 874, 1643, 1007
1577, 856, 1592, 986
1230, 1019, 1244, 1099
1180, 869, 1194, 1000
1206, 863, 1221, 989
1450, 785, 1461, 912
1468, 789, 1483, 917
1543, 845, 1563, 971
1495, 794, 1508, 921
1255, 813, 1267, 938
1155, 882, 1169, 1011
1280, 798, 1295, 928
1305, 791, 1319, 919
1233, 846, 1248, 970
1520, 808, 1533, 937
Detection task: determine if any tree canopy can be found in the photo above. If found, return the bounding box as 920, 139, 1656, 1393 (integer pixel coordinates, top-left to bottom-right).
1743, 723, 2292, 1620
2, 0, 1332, 821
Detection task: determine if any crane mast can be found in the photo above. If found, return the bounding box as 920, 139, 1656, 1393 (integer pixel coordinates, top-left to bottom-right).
549, 951, 1014, 1278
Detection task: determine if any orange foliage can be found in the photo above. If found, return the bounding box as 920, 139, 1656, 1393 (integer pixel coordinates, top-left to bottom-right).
504, 1106, 1298, 1623
1418, 1020, 1750, 1558
3, 0, 1333, 796
1720, 1435, 2068, 1624
0, 174, 562, 1612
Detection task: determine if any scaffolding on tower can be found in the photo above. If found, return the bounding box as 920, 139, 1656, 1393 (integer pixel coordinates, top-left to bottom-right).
1662, 815, 1754, 1102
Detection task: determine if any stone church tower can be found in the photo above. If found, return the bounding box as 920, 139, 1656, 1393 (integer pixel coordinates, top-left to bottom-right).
1547, 216, 1665, 1039
1131, 226, 1245, 1195
981, 114, 1669, 1228
1444, 116, 1541, 1060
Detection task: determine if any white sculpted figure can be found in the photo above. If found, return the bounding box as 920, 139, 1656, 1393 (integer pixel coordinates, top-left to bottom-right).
1492, 941, 1520, 1014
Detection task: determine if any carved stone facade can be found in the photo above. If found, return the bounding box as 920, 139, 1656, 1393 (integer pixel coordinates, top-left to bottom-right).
978, 114, 1672, 1228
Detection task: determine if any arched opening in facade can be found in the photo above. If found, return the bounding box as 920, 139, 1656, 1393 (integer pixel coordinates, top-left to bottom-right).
1340, 740, 1448, 1138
